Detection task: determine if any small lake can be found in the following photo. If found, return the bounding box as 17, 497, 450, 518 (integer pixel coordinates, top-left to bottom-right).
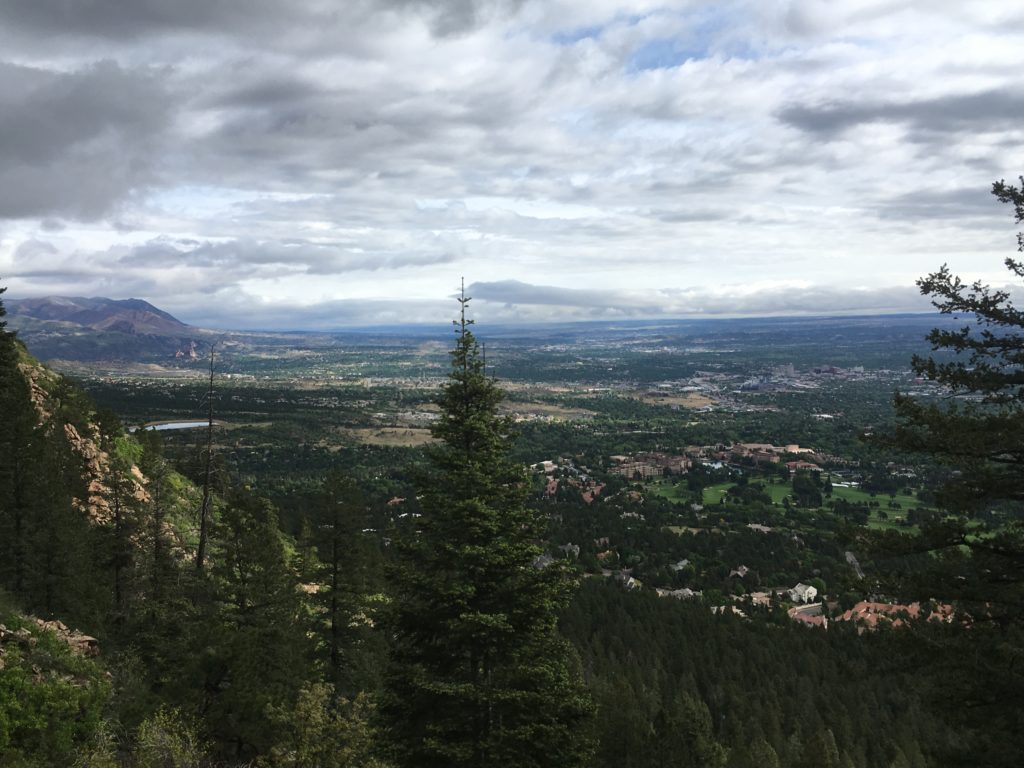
132, 420, 223, 432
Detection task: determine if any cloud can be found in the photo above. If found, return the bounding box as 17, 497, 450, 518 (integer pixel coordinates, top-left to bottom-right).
9, 236, 456, 299
467, 279, 935, 319
114, 237, 456, 274
1, 1, 1022, 326
877, 186, 1006, 223
0, 0, 523, 43
150, 279, 939, 331
778, 89, 1024, 140
182, 294, 456, 331
0, 61, 172, 220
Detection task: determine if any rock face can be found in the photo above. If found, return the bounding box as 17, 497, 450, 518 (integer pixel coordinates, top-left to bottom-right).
20, 357, 150, 523
19, 360, 54, 421
64, 422, 151, 523
0, 619, 98, 658
0, 618, 101, 676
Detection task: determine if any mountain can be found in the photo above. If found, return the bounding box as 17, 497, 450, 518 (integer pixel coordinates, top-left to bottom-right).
6, 296, 192, 336
5, 296, 204, 363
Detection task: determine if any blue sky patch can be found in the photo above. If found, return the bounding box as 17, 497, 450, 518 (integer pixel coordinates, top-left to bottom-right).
551, 24, 604, 46
629, 38, 694, 71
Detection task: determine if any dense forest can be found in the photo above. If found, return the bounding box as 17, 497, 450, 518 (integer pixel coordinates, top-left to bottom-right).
2, 184, 1024, 768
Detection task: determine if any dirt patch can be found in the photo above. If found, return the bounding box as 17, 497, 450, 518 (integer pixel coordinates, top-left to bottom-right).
501, 401, 595, 420
637, 393, 716, 409
665, 526, 720, 535
345, 427, 438, 447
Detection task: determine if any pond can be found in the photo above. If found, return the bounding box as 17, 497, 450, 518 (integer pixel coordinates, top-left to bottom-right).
131, 420, 222, 432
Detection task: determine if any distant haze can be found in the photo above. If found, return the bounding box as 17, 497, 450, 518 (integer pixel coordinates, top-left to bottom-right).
0, 1, 1021, 329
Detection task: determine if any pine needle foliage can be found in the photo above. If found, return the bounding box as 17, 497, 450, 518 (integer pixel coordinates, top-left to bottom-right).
876, 179, 1024, 767
382, 289, 594, 768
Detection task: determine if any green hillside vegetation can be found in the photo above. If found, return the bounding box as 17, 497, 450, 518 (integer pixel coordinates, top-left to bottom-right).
0, 595, 111, 766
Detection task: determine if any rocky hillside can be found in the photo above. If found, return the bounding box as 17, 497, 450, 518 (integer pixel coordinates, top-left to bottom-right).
18, 354, 152, 523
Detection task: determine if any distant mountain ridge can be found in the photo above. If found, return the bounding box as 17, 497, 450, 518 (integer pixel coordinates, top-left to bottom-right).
7, 296, 192, 336
5, 296, 205, 363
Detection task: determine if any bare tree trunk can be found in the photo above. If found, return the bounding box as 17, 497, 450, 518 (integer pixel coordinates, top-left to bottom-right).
195, 342, 216, 575
151, 463, 166, 602
113, 481, 123, 616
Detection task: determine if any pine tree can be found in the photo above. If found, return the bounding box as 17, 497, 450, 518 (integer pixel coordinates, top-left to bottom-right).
727, 734, 780, 768
0, 397, 33, 596
877, 178, 1024, 766
800, 727, 840, 768
306, 471, 383, 699
0, 281, 36, 597
653, 693, 728, 768
195, 342, 217, 578
201, 490, 314, 759
382, 289, 594, 768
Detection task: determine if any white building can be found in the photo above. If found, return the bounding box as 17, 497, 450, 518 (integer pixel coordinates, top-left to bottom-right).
789, 582, 818, 603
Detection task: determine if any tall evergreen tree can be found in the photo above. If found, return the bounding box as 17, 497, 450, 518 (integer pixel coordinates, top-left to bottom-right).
653, 693, 728, 768
878, 178, 1024, 766
306, 471, 383, 698
200, 490, 315, 760
382, 289, 594, 768
0, 291, 100, 626
0, 282, 38, 597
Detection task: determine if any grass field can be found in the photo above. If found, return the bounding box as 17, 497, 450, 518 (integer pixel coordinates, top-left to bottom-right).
648, 475, 928, 531
649, 482, 690, 502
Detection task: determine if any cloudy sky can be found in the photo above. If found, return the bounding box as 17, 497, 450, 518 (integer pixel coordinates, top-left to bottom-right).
1, 1, 1022, 329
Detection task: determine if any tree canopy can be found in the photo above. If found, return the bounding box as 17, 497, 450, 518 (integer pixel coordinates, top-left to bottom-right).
878, 178, 1024, 766
382, 289, 594, 768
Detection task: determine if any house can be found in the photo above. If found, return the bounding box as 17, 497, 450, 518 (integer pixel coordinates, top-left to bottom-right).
786, 460, 822, 472
581, 482, 605, 504
669, 558, 691, 572
610, 461, 662, 480
656, 587, 701, 600
615, 571, 642, 591
532, 554, 555, 570
789, 583, 818, 603
711, 605, 746, 617
835, 600, 954, 631
729, 565, 750, 579
558, 543, 580, 558
636, 451, 691, 474
788, 604, 828, 628
747, 523, 772, 534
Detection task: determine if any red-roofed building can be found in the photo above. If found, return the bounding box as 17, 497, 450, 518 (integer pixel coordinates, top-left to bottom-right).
834, 600, 954, 632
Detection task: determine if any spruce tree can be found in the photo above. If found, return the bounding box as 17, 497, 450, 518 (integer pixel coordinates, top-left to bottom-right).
877, 178, 1024, 766
0, 282, 37, 597
201, 490, 315, 759
382, 289, 593, 768
306, 471, 383, 698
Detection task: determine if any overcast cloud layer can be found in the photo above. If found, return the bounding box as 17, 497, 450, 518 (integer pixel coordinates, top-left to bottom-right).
1, 0, 1022, 329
